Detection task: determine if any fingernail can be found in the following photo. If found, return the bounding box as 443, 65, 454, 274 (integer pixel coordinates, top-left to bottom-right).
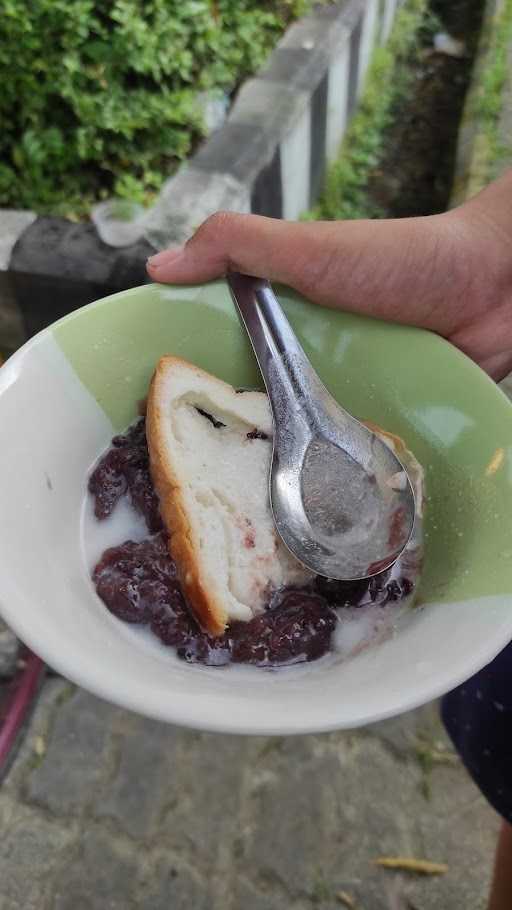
147, 246, 184, 269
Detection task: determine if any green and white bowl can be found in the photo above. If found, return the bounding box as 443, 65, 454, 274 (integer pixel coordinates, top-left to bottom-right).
1, 281, 511, 734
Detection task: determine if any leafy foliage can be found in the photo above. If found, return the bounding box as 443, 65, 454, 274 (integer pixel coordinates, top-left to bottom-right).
475, 0, 512, 161
0, 0, 314, 215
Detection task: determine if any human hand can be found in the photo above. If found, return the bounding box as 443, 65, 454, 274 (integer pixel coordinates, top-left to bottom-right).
147, 170, 512, 380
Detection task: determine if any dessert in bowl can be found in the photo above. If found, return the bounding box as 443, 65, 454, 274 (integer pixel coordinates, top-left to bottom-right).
0, 280, 511, 734
87, 356, 424, 669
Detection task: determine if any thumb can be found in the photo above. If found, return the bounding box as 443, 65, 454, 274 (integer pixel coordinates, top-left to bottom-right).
146, 212, 337, 291
146, 209, 457, 332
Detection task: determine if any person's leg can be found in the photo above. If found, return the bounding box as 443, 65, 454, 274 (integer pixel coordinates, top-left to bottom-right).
441, 643, 512, 908
489, 822, 512, 910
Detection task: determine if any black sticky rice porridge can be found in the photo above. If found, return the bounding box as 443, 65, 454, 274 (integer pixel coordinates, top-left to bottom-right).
87, 419, 416, 668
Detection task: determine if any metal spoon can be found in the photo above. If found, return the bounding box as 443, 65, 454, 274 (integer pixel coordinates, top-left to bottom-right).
227, 272, 416, 581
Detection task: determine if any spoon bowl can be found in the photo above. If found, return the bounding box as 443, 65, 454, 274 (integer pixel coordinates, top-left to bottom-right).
227, 273, 415, 580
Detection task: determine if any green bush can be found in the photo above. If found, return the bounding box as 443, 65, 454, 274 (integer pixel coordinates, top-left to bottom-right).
0, 0, 314, 216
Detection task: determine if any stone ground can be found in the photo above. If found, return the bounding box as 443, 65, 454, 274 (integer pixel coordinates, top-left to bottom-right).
0, 678, 501, 910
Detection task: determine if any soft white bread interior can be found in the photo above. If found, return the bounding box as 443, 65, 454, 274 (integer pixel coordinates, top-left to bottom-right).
146, 356, 313, 635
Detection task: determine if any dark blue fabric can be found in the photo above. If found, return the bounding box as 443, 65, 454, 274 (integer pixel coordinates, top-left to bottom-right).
441, 640, 512, 822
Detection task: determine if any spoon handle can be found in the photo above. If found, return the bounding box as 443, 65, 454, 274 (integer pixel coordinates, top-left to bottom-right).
227, 272, 332, 430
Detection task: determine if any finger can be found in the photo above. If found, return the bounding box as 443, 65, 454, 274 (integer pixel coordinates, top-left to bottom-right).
146, 209, 462, 333
449, 287, 512, 377
475, 350, 512, 382
147, 212, 341, 289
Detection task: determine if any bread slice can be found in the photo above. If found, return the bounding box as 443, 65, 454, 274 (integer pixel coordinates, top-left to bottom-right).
146, 356, 313, 635
147, 356, 424, 637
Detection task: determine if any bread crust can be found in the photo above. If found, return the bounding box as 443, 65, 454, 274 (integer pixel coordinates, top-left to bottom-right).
147, 357, 423, 638
363, 420, 407, 457
146, 356, 228, 636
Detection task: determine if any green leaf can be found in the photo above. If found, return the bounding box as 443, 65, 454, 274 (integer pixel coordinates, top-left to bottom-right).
0, 0, 323, 213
